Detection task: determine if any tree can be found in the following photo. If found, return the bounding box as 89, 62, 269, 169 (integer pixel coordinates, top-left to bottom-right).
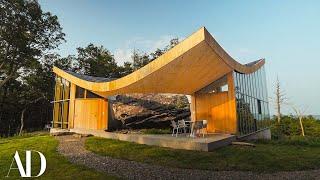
287, 103, 307, 136
150, 38, 179, 61
150, 48, 163, 61
0, 0, 65, 136
0, 0, 65, 88
41, 54, 75, 72
76, 44, 120, 78
132, 49, 150, 70
131, 38, 180, 70
118, 61, 133, 77
17, 54, 61, 135
165, 38, 179, 51
273, 77, 287, 123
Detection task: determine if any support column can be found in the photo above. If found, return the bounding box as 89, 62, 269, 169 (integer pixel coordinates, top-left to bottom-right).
226, 72, 237, 134
68, 83, 76, 129
190, 94, 197, 122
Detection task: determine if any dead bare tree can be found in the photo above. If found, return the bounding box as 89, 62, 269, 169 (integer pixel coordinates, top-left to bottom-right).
271, 77, 306, 136
271, 77, 287, 123
287, 103, 307, 137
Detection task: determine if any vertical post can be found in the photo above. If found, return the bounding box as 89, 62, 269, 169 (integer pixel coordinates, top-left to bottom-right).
53, 76, 61, 128
84, 89, 87, 99
104, 98, 108, 130
190, 94, 197, 122
227, 72, 237, 134
68, 83, 76, 129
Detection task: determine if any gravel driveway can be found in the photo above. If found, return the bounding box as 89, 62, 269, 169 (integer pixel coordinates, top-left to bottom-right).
56, 135, 320, 180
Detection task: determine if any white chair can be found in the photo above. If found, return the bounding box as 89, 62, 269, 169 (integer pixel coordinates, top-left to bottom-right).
44, 124, 51, 131
178, 120, 189, 134
171, 120, 179, 137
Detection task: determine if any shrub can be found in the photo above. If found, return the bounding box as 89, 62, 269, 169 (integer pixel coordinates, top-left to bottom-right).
271, 115, 320, 139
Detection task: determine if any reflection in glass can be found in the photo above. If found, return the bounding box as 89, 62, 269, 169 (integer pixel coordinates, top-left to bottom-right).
233, 65, 270, 135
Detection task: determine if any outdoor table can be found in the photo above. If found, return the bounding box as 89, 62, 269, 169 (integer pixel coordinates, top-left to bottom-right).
189, 120, 204, 137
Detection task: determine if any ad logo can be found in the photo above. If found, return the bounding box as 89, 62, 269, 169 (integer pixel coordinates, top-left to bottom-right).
6, 150, 46, 178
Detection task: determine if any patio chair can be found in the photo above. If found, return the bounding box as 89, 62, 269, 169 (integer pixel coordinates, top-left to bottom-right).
170, 120, 179, 137
44, 124, 51, 131
178, 120, 189, 134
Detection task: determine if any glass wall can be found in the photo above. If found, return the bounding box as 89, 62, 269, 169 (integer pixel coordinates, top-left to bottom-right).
52, 76, 70, 129
233, 66, 270, 135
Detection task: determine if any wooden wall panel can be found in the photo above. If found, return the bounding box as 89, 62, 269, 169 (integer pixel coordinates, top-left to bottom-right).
73, 98, 108, 130
194, 72, 237, 134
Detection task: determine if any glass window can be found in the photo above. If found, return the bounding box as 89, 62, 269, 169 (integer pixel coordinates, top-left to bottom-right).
257, 100, 262, 114
53, 76, 70, 129
234, 65, 270, 135
76, 86, 85, 98
86, 91, 101, 98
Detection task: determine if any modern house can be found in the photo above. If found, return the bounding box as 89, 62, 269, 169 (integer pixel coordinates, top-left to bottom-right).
52, 27, 270, 137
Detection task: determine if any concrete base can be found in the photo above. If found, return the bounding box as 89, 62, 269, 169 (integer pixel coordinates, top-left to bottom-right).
50, 128, 74, 136
238, 128, 271, 141
69, 128, 236, 151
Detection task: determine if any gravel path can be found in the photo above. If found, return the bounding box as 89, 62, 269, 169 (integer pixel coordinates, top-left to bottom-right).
56, 135, 320, 180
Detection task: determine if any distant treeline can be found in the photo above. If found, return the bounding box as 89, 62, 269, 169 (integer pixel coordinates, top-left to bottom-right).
0, 0, 179, 137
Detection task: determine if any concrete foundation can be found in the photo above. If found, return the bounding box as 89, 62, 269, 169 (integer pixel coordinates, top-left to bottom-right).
50, 128, 74, 136
69, 128, 236, 151
237, 128, 271, 141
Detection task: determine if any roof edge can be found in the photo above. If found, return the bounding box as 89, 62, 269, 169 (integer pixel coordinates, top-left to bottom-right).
53, 27, 265, 94
203, 27, 265, 74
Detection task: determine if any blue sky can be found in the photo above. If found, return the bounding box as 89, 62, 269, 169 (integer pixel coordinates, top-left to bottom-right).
39, 0, 320, 115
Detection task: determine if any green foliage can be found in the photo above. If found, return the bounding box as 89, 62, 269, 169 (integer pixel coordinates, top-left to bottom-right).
132, 38, 179, 70
0, 135, 115, 179
0, 0, 65, 88
76, 44, 120, 78
132, 49, 150, 70
271, 115, 320, 139
118, 61, 133, 77
0, 0, 65, 136
149, 38, 179, 61
257, 136, 320, 147
86, 137, 320, 172
0, 0, 180, 136
175, 95, 188, 109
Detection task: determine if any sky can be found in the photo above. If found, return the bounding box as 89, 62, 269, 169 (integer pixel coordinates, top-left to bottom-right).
39, 0, 320, 115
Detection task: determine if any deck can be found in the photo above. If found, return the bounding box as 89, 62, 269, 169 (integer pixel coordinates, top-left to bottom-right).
63, 128, 236, 151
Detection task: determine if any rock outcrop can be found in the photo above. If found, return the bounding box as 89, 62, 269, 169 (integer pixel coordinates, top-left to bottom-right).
112, 93, 191, 129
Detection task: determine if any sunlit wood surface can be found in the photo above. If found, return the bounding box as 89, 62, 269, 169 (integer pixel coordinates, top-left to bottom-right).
53, 27, 264, 97
73, 98, 108, 130
53, 27, 265, 134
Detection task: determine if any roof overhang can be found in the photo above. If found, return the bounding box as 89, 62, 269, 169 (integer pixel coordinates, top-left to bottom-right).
53, 27, 265, 97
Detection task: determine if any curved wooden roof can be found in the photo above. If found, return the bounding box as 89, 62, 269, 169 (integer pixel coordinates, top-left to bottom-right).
53, 27, 265, 97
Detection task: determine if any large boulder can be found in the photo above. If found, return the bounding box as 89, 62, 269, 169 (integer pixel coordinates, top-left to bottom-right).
112, 93, 191, 129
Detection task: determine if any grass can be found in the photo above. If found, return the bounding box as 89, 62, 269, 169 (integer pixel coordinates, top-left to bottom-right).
0, 134, 117, 179
85, 136, 320, 172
